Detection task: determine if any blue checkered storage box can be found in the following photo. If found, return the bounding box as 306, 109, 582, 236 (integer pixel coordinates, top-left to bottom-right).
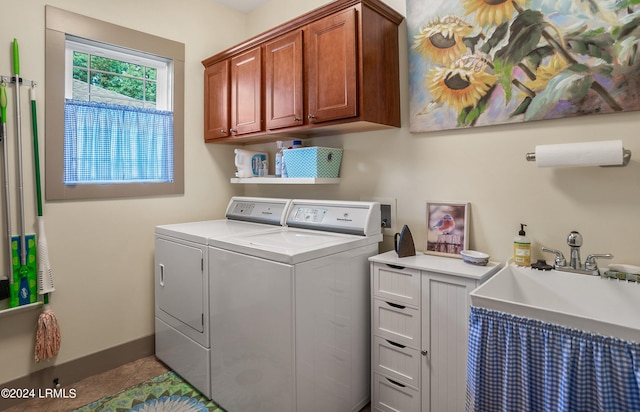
282, 147, 343, 178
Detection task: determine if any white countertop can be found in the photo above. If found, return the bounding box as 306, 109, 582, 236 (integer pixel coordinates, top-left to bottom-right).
369, 250, 502, 281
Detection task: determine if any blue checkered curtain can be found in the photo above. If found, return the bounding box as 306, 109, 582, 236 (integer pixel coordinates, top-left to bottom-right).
467, 307, 640, 412
64, 99, 173, 184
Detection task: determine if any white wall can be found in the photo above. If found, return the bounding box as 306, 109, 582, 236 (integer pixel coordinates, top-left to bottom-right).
243, 0, 640, 263
0, 0, 244, 384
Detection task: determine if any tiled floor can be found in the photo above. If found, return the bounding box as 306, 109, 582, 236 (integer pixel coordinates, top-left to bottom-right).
3, 356, 169, 412
4, 355, 372, 411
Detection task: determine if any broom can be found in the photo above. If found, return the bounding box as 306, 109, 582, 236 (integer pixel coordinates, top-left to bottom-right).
30, 82, 60, 362
0, 84, 13, 301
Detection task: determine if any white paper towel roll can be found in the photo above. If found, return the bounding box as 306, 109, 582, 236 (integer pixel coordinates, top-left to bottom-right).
535, 140, 623, 167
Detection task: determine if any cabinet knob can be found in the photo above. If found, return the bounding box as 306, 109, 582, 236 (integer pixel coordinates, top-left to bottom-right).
220, 129, 226, 134
294, 116, 301, 122
229, 128, 236, 134
421, 350, 428, 356
308, 114, 316, 121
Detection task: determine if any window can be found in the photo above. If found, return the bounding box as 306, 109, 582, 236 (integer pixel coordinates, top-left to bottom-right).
64, 38, 174, 185
66, 37, 170, 110
45, 6, 184, 200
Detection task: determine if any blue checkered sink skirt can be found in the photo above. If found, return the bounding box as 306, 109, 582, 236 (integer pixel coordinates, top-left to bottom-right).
466, 307, 640, 412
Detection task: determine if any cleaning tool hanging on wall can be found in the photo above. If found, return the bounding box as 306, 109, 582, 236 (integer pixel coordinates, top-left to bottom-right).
31, 84, 60, 361
9, 39, 37, 307
0, 83, 13, 297
30, 86, 54, 296
32, 85, 60, 360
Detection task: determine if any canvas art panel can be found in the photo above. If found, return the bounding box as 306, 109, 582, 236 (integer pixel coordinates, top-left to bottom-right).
406, 0, 640, 132
425, 202, 469, 258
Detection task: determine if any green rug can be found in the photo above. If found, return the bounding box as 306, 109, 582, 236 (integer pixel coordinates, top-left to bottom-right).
72, 371, 224, 411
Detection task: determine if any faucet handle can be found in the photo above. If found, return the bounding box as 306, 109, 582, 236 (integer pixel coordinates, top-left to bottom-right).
541, 246, 567, 267
585, 254, 613, 271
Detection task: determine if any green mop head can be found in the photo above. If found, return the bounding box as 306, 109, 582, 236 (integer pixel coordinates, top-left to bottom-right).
9, 234, 37, 307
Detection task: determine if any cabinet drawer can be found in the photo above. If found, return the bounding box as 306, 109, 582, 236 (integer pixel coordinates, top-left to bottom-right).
372, 372, 420, 412
372, 335, 420, 389
373, 299, 420, 349
372, 264, 420, 307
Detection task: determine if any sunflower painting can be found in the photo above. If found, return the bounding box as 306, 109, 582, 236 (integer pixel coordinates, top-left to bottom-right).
407, 0, 640, 132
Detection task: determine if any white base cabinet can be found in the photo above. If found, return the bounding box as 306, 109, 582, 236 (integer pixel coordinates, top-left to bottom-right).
369, 251, 500, 412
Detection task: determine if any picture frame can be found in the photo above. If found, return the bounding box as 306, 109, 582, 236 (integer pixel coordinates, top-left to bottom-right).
425, 202, 469, 258
406, 0, 640, 133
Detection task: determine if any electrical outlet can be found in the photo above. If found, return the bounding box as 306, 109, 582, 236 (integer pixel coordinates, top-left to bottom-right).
362, 197, 396, 236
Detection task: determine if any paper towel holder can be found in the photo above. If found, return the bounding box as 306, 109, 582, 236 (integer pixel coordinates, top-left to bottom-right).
525, 148, 632, 167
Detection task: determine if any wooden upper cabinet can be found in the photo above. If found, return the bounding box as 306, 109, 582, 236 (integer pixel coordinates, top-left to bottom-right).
306, 8, 357, 124
202, 0, 403, 144
204, 60, 230, 141
265, 31, 304, 130
231, 47, 263, 136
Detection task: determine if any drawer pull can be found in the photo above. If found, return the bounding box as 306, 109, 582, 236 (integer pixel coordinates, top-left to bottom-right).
386, 301, 406, 310
386, 264, 406, 270
386, 378, 406, 388
386, 339, 406, 349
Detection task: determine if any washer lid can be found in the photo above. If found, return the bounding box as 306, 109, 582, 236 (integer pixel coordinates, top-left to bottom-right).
155, 220, 281, 244
209, 228, 381, 264
155, 197, 291, 244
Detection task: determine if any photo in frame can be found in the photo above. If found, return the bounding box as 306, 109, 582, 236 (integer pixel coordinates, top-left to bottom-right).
425, 202, 469, 258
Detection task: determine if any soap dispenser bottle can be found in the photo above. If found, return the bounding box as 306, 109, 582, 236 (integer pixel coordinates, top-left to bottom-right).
514, 224, 531, 266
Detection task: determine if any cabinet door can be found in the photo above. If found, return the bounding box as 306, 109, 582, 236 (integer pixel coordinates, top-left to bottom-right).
421, 272, 478, 412
265, 30, 304, 130
306, 8, 357, 124
203, 60, 230, 140
231, 47, 263, 135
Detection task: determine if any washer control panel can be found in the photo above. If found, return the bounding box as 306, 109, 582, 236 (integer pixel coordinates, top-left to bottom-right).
287, 200, 381, 236
292, 207, 327, 224
226, 197, 291, 225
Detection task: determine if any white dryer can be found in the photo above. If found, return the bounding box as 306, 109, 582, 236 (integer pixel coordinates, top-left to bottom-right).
208, 199, 382, 412
154, 197, 290, 398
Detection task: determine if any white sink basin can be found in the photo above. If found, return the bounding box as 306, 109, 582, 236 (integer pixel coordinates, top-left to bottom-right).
470, 263, 640, 342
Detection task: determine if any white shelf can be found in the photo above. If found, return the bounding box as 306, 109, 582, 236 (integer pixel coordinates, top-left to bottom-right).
230, 177, 340, 184
0, 301, 43, 318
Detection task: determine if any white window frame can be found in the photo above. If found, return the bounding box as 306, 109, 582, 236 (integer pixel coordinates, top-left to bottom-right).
45, 6, 184, 200
64, 37, 172, 111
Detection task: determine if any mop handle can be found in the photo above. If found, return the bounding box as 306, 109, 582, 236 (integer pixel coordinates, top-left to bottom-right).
13, 39, 26, 266
0, 84, 12, 284
30, 87, 42, 217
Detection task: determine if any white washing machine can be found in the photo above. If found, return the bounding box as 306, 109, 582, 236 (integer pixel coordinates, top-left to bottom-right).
154, 197, 290, 398
208, 199, 382, 412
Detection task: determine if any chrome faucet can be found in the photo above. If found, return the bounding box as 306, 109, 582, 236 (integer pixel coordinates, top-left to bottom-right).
567, 231, 582, 270
541, 231, 613, 276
